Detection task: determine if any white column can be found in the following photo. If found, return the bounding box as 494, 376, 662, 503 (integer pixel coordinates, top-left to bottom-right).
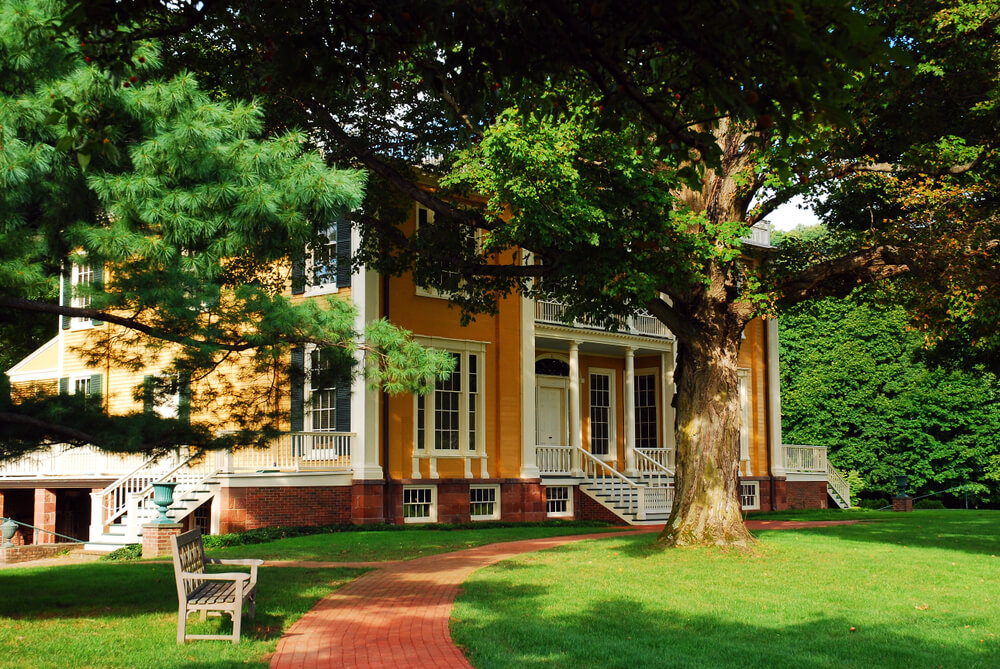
89, 491, 104, 542
661, 349, 675, 467
569, 340, 583, 476
520, 274, 540, 478
767, 319, 786, 477
353, 267, 384, 480
624, 346, 637, 476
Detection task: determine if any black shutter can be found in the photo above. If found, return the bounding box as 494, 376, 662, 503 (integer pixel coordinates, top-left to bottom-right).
59, 377, 69, 395
143, 375, 154, 415
61, 262, 72, 330
335, 375, 351, 432
291, 247, 306, 295
90, 263, 104, 326
178, 373, 191, 425
290, 347, 305, 431
88, 373, 102, 402
336, 218, 352, 289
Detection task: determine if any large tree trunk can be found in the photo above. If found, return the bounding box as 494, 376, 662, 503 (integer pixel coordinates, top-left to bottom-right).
659, 329, 754, 547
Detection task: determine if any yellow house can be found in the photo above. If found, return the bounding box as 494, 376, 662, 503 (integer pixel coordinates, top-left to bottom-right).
2, 205, 849, 551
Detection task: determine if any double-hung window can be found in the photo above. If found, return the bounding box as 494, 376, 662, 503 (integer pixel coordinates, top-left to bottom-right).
589, 369, 615, 457
70, 263, 94, 328
634, 371, 659, 449
414, 342, 485, 454
308, 348, 340, 432
307, 225, 338, 294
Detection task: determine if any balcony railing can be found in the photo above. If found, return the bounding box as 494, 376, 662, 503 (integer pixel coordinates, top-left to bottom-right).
0, 445, 149, 479
535, 301, 672, 339
783, 444, 827, 474
741, 221, 771, 247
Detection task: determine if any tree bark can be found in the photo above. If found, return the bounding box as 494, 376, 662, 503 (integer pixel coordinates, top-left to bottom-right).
658, 326, 755, 547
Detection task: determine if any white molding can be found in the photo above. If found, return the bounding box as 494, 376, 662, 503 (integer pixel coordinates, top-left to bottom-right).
6, 336, 60, 376
520, 283, 539, 478
217, 471, 354, 487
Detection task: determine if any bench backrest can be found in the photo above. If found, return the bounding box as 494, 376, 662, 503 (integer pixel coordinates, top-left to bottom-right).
171, 529, 206, 600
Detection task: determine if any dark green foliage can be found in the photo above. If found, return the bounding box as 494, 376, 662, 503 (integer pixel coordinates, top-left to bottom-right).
100, 543, 142, 561
780, 293, 1000, 505
914, 499, 947, 510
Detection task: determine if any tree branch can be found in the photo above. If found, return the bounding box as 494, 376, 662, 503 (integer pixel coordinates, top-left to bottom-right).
777, 245, 912, 305
0, 411, 97, 446
645, 295, 698, 343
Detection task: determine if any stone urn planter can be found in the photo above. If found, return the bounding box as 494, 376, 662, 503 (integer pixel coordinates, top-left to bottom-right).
152, 482, 178, 524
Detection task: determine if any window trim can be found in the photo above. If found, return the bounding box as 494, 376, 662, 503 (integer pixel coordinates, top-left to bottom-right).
70, 375, 91, 396
402, 485, 438, 523
588, 367, 616, 460
737, 368, 751, 471
413, 204, 482, 299
545, 485, 573, 518
306, 346, 338, 432
304, 224, 339, 296
469, 484, 501, 521
740, 480, 760, 511
69, 262, 95, 330
413, 339, 487, 455
633, 367, 660, 450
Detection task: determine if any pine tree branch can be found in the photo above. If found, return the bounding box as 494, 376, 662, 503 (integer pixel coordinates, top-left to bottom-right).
0, 411, 97, 446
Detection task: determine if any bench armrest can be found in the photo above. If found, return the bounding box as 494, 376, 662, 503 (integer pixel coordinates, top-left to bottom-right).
181, 571, 249, 583
207, 558, 265, 567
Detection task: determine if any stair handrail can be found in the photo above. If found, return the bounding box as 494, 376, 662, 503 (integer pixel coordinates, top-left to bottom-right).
99, 453, 170, 527
134, 450, 224, 503
634, 448, 674, 485
826, 462, 851, 508
132, 455, 224, 524
577, 447, 646, 519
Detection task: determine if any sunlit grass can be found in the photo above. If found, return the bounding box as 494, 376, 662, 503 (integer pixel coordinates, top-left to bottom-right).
453, 510, 1000, 668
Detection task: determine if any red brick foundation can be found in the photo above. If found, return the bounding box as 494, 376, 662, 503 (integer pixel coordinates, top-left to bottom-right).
574, 487, 626, 524
781, 480, 829, 510
351, 481, 386, 525
893, 496, 913, 512
142, 522, 183, 559
33, 488, 57, 544
387, 479, 547, 525
218, 486, 352, 534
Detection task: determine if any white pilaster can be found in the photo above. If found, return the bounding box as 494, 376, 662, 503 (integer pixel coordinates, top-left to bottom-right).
520, 258, 539, 478
624, 346, 637, 476
661, 349, 675, 466
353, 266, 384, 480
767, 319, 786, 477
569, 340, 583, 476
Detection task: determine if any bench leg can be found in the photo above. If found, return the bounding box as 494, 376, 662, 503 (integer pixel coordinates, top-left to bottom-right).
231, 603, 242, 644
177, 605, 187, 644
248, 593, 256, 620
200, 610, 208, 622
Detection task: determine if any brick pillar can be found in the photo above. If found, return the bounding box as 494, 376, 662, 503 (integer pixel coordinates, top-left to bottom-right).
33, 489, 57, 544
142, 523, 183, 559
351, 481, 385, 525
892, 496, 913, 512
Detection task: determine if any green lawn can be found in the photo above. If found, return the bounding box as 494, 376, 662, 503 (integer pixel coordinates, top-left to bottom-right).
0, 563, 363, 669
209, 524, 622, 563
452, 510, 1000, 669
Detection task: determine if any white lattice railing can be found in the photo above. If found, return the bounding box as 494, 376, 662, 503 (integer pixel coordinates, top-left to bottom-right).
826, 462, 851, 508
535, 301, 672, 339
0, 445, 149, 479
231, 432, 353, 472
783, 444, 827, 474
536, 445, 574, 476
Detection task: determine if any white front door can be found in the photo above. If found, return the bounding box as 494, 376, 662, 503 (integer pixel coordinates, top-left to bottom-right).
536, 380, 568, 445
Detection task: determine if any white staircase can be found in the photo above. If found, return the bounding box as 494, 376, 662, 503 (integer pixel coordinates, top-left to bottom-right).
572, 447, 675, 525
86, 450, 224, 552
826, 462, 851, 509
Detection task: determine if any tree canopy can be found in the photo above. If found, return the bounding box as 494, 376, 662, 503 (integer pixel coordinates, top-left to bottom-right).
0, 0, 453, 459
11, 0, 1000, 545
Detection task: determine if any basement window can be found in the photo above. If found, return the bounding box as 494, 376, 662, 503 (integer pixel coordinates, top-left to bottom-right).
470, 484, 500, 521
545, 486, 572, 518
403, 485, 437, 523
740, 481, 760, 511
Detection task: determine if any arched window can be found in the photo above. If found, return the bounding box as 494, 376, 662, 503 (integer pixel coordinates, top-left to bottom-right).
535, 357, 570, 377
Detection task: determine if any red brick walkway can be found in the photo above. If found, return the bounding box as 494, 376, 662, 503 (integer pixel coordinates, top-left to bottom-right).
269, 520, 857, 669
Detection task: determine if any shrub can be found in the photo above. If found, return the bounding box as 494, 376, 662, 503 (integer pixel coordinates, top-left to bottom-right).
914, 498, 946, 510
857, 497, 891, 510
100, 544, 142, 561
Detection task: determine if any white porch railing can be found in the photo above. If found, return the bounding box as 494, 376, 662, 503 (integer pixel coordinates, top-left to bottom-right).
230, 432, 354, 472
635, 447, 673, 485
579, 448, 647, 518
0, 445, 149, 479
535, 301, 672, 339
783, 444, 827, 474
536, 445, 574, 476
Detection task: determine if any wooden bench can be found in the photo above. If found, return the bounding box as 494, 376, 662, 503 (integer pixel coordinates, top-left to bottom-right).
170, 528, 264, 644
